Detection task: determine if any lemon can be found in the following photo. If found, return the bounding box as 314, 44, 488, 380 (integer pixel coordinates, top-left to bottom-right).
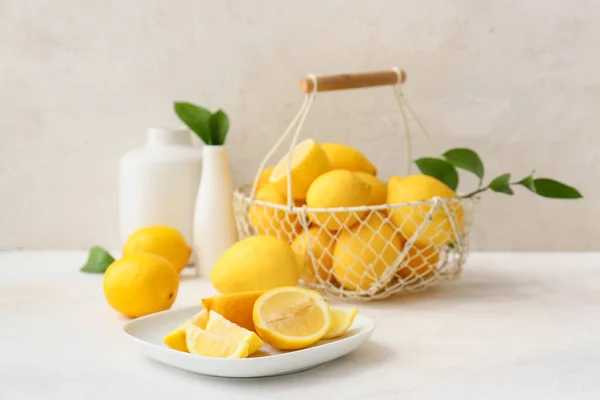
355, 172, 387, 205
103, 253, 179, 318
398, 244, 440, 282
323, 308, 358, 339
210, 236, 302, 294
185, 324, 249, 358
255, 166, 274, 191
291, 226, 336, 282
269, 139, 332, 200
122, 226, 191, 273
205, 310, 264, 354
387, 175, 463, 247
201, 291, 264, 331
332, 213, 403, 291
248, 184, 301, 241
253, 287, 331, 350
321, 143, 377, 175
306, 170, 371, 230
163, 309, 209, 352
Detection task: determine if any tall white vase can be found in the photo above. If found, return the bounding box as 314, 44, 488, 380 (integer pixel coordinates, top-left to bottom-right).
193, 145, 238, 277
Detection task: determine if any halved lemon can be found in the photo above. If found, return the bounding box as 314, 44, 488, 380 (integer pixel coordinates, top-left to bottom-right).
163, 309, 209, 352
205, 310, 264, 354
253, 287, 331, 350
323, 308, 358, 339
185, 324, 249, 358
269, 138, 332, 200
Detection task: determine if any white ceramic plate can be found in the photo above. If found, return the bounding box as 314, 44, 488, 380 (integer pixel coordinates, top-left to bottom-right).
123, 306, 375, 378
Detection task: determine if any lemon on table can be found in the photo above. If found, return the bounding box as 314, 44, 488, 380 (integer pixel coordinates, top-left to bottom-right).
103, 253, 179, 318
248, 183, 301, 241
398, 244, 440, 282
185, 324, 249, 358
355, 172, 387, 206
122, 226, 191, 273
387, 175, 463, 247
333, 213, 403, 292
255, 166, 275, 191
202, 291, 264, 331
163, 309, 209, 352
205, 310, 264, 354
253, 287, 331, 350
291, 226, 336, 282
269, 139, 332, 200
321, 143, 377, 175
323, 308, 358, 339
210, 236, 302, 294
306, 169, 371, 230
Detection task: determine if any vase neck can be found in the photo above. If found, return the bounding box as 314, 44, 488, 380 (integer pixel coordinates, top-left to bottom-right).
146, 127, 192, 147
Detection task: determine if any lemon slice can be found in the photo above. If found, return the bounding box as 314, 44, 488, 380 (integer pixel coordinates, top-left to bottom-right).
323, 308, 358, 339
205, 310, 264, 354
163, 309, 209, 352
253, 287, 331, 350
269, 139, 331, 200
185, 324, 249, 358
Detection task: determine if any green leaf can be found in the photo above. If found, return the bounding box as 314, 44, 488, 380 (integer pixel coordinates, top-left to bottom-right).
488, 173, 514, 195
208, 109, 230, 145
174, 102, 212, 145
442, 148, 485, 181
532, 178, 582, 199
518, 174, 536, 192
81, 246, 115, 273
414, 157, 459, 191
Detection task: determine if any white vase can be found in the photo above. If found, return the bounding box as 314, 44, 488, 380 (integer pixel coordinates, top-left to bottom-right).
193, 145, 238, 277
119, 128, 202, 253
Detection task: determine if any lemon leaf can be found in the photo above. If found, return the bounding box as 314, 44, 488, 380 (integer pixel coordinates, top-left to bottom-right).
209, 109, 230, 145
414, 157, 459, 191
81, 246, 115, 273
488, 173, 513, 195
442, 148, 485, 182
174, 102, 212, 145
531, 178, 582, 199
517, 174, 536, 192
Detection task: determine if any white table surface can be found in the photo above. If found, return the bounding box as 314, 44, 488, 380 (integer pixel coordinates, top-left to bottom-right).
1, 251, 599, 400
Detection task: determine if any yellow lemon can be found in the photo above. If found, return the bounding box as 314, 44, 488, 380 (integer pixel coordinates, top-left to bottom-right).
321, 143, 377, 175
122, 226, 191, 273
163, 309, 209, 352
248, 184, 301, 242
103, 253, 179, 318
306, 170, 371, 230
387, 175, 463, 247
201, 291, 264, 331
253, 287, 331, 350
269, 139, 332, 200
255, 166, 274, 191
397, 244, 440, 282
323, 308, 358, 339
185, 324, 249, 358
355, 172, 387, 205
210, 236, 302, 294
205, 310, 264, 354
332, 213, 403, 292
291, 226, 336, 282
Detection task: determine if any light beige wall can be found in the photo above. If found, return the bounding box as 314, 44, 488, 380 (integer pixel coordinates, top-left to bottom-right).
0, 0, 597, 250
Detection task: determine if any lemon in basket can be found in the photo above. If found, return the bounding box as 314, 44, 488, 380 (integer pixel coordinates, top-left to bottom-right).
255, 166, 275, 191
248, 183, 301, 241
397, 244, 440, 282
387, 175, 463, 247
291, 226, 336, 282
306, 169, 371, 230
355, 172, 387, 205
321, 143, 377, 175
332, 213, 403, 291
269, 139, 331, 200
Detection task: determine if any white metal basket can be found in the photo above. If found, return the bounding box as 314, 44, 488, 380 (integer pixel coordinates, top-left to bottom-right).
233, 69, 476, 300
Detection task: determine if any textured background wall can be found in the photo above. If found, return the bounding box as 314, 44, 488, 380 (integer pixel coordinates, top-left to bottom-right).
0, 0, 598, 250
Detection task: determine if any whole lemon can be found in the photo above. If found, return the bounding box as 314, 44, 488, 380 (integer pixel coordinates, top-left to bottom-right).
255, 166, 274, 191
387, 175, 463, 247
248, 184, 301, 242
397, 244, 440, 282
306, 170, 371, 230
355, 172, 387, 205
210, 236, 302, 294
123, 226, 191, 273
332, 213, 403, 292
321, 143, 377, 175
291, 226, 336, 282
103, 253, 179, 318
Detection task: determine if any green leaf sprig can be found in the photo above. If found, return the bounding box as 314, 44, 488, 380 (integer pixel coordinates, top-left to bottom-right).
414, 148, 582, 199
174, 102, 230, 145
81, 246, 115, 273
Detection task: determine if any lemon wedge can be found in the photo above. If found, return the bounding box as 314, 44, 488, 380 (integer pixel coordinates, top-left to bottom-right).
205, 310, 264, 354
323, 308, 358, 339
185, 324, 249, 358
163, 309, 209, 352
201, 291, 264, 332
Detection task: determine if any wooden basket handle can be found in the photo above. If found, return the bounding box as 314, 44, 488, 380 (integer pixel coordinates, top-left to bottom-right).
300, 69, 406, 93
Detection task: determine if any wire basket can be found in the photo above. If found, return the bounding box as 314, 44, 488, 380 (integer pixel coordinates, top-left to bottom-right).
233, 69, 476, 300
